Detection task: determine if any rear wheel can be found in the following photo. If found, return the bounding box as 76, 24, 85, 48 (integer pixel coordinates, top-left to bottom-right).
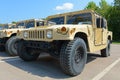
60, 38, 87, 76
101, 40, 111, 57
17, 41, 40, 61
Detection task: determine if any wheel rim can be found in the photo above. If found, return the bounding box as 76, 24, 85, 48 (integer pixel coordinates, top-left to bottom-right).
11, 40, 18, 55
13, 41, 17, 50
27, 49, 35, 55
27, 48, 40, 56
74, 47, 83, 64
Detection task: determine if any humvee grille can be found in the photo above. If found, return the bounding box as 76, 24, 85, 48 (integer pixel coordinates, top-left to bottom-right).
28, 30, 45, 39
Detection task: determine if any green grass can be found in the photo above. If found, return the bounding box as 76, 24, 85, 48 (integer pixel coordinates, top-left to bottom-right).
112, 41, 120, 44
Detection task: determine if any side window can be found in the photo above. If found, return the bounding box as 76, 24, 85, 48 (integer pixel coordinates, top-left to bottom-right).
101, 18, 105, 28
37, 22, 39, 26
96, 17, 107, 29
101, 18, 107, 29
37, 21, 44, 26
96, 18, 101, 28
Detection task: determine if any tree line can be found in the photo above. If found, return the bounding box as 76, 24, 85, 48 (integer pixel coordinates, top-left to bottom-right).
85, 0, 120, 40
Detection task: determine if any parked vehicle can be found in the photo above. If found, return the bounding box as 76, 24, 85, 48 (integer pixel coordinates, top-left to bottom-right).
16, 10, 112, 76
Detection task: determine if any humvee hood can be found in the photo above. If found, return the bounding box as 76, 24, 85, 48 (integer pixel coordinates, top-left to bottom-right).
3, 28, 25, 32
29, 24, 91, 30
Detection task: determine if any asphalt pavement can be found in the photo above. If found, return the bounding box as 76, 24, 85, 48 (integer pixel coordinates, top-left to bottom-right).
0, 44, 120, 80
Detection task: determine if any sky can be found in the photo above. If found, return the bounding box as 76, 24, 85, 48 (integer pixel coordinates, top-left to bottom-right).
0, 0, 114, 23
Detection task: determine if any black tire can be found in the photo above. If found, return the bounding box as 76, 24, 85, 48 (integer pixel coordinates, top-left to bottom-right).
49, 51, 60, 59
0, 39, 5, 51
17, 41, 40, 61
0, 45, 5, 51
60, 38, 87, 76
101, 40, 111, 57
5, 36, 19, 56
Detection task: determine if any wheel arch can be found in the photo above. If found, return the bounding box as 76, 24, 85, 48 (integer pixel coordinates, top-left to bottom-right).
10, 33, 17, 37
108, 35, 112, 43
74, 32, 89, 51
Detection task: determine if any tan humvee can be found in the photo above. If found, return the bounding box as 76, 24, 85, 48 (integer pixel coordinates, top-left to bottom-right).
0, 23, 15, 30
0, 19, 45, 55
0, 23, 16, 51
0, 23, 16, 38
16, 10, 112, 76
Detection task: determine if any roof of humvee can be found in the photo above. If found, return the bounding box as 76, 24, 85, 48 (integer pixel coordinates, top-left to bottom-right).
47, 10, 99, 19
16, 19, 44, 24
1, 23, 15, 26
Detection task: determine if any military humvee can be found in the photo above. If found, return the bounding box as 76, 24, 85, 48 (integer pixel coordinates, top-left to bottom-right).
0, 23, 15, 30
0, 23, 16, 51
0, 19, 45, 55
16, 10, 112, 76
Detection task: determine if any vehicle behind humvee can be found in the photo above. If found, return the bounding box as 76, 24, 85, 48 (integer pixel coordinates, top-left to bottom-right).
16, 10, 112, 76
0, 19, 45, 55
0, 23, 16, 50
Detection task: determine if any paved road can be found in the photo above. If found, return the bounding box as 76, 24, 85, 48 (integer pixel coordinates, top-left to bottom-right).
0, 44, 120, 80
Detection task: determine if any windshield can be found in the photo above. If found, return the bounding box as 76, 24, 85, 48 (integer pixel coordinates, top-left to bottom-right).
36, 21, 44, 26
10, 25, 16, 28
16, 22, 25, 28
26, 21, 35, 28
3, 25, 9, 29
48, 17, 64, 24
0, 26, 3, 30
67, 13, 92, 24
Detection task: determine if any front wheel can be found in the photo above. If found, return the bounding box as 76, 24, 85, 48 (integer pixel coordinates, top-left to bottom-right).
5, 36, 19, 56
17, 41, 40, 61
101, 40, 111, 57
60, 38, 87, 76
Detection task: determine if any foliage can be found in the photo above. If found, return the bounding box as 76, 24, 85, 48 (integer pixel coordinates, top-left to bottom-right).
0, 24, 2, 26
85, 0, 111, 18
85, 1, 99, 11
12, 21, 16, 24
99, 0, 111, 18
112, 41, 120, 44
85, 0, 120, 40
114, 0, 120, 8
108, 0, 120, 40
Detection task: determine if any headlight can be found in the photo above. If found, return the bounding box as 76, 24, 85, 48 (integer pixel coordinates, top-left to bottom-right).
23, 31, 29, 38
46, 30, 52, 39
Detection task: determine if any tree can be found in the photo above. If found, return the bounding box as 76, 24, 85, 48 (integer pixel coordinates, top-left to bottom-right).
85, 0, 111, 18
99, 0, 111, 18
108, 0, 120, 40
12, 21, 16, 24
85, 0, 120, 40
85, 1, 99, 11
114, 0, 120, 8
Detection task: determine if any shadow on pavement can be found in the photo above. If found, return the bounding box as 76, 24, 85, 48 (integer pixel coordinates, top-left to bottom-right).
1, 52, 102, 79
0, 51, 10, 57
87, 53, 102, 63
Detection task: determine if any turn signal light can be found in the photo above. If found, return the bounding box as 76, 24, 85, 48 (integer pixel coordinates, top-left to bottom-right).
61, 27, 67, 32
7, 31, 13, 35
